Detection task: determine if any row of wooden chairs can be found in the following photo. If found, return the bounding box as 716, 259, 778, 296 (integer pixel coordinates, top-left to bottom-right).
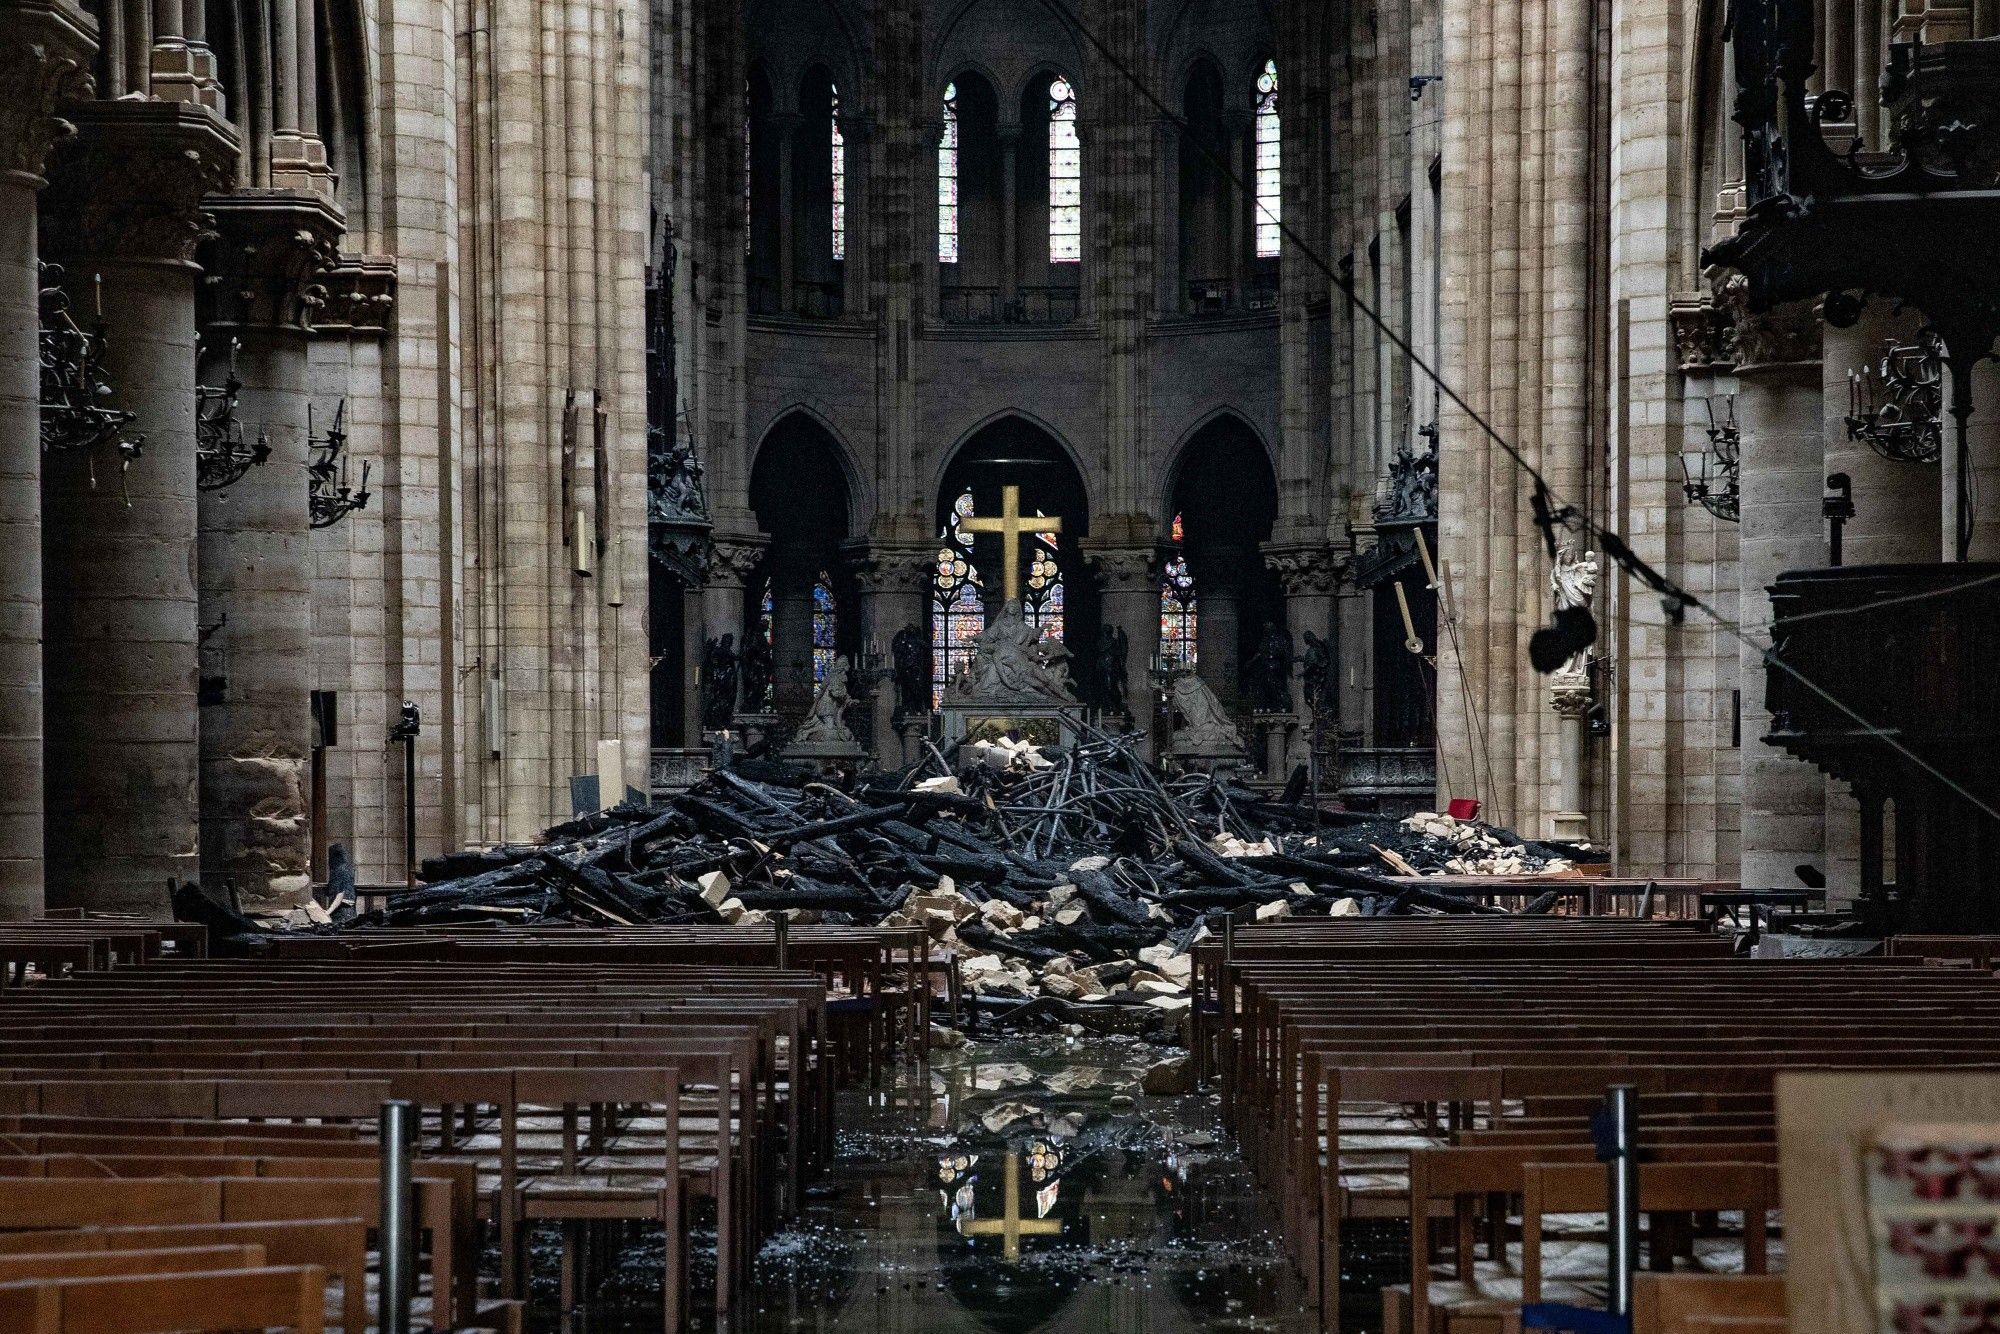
0, 946, 860, 1331
256, 922, 933, 1079
1201, 918, 2000, 1333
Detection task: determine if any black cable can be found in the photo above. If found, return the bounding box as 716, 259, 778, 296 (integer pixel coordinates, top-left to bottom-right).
1029, 0, 2000, 826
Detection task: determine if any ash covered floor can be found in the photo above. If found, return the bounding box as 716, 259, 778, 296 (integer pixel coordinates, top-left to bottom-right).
529, 1035, 1397, 1332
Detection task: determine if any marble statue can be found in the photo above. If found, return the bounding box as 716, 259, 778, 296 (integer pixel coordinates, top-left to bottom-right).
700, 634, 738, 732
1548, 546, 1599, 680
1168, 669, 1247, 754
794, 655, 859, 746
949, 600, 1078, 704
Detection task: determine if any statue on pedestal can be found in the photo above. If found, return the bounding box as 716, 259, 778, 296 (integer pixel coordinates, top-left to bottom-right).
1247, 621, 1294, 712
891, 623, 929, 716
948, 600, 1077, 704
740, 633, 773, 714
1168, 669, 1247, 755
794, 655, 860, 747
1301, 630, 1332, 716
1096, 623, 1129, 715
1548, 547, 1600, 684
700, 634, 738, 732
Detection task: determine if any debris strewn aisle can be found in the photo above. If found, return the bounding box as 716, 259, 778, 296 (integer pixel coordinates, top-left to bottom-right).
548, 1037, 1342, 1332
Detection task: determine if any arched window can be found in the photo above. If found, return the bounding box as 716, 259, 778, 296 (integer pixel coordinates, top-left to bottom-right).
830, 85, 847, 261
1048, 76, 1081, 263
1161, 513, 1197, 668
1255, 60, 1281, 259
812, 571, 837, 683
939, 82, 961, 264
932, 490, 983, 705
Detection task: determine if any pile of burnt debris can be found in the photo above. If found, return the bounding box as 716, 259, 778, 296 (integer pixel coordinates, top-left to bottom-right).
256, 733, 1598, 1030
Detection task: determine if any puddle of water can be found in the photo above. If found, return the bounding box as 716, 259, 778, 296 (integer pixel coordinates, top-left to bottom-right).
534, 1036, 1354, 1332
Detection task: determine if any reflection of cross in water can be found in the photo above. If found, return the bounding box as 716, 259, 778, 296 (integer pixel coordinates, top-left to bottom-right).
957, 1152, 1062, 1263
960, 484, 1062, 605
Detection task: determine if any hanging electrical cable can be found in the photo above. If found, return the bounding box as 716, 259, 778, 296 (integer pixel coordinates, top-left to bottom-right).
1032, 0, 2000, 828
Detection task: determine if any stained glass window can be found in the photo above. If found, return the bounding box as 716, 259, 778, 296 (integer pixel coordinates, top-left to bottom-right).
1024, 526, 1065, 644
1161, 514, 1197, 669
938, 83, 960, 264
932, 490, 983, 706
812, 570, 837, 684
1049, 76, 1081, 263
1255, 60, 1281, 259
830, 86, 847, 261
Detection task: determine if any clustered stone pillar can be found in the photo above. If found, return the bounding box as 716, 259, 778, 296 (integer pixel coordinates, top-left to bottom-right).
195, 192, 341, 909
1266, 545, 1341, 770
850, 545, 933, 766
1728, 292, 1828, 891
1089, 548, 1160, 759
0, 0, 95, 918
39, 100, 238, 914
1185, 542, 1248, 708
701, 537, 765, 726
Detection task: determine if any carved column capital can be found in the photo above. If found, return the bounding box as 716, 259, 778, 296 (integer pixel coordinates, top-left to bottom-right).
199, 191, 346, 332
0, 0, 95, 186
1549, 673, 1593, 718
706, 535, 769, 586
1669, 294, 1737, 372
312, 253, 398, 338
1263, 544, 1345, 598
845, 543, 935, 598
42, 100, 239, 266
1709, 269, 1822, 370
1085, 546, 1160, 592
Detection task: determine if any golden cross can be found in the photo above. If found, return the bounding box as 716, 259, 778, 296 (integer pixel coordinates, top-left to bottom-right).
956, 1152, 1063, 1262
960, 484, 1062, 606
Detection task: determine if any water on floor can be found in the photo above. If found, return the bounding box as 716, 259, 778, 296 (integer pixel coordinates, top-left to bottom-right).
537, 1033, 1381, 1333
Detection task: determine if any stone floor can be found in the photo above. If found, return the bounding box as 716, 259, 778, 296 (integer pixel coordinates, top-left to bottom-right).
534, 1034, 1378, 1332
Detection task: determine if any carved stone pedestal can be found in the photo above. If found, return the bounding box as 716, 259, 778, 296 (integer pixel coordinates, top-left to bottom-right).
1549, 675, 1592, 843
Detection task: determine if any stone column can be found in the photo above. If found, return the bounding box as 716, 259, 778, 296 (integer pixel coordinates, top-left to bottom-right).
194, 192, 341, 909
773, 113, 800, 315
850, 543, 933, 765
39, 100, 237, 915
767, 545, 818, 718
999, 125, 1020, 308
1821, 305, 1940, 902
1266, 544, 1342, 767
1956, 358, 2000, 561
1226, 113, 1251, 307
1726, 291, 1827, 890
1549, 677, 1591, 842
0, 0, 95, 919
1823, 306, 1941, 565
701, 536, 764, 722
1186, 542, 1249, 708
840, 116, 870, 316
1088, 547, 1160, 759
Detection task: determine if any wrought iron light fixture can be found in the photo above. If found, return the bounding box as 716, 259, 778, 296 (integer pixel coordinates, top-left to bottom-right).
195, 336, 270, 491
1679, 395, 1741, 522
38, 264, 145, 476
306, 399, 370, 529
1845, 329, 1945, 464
